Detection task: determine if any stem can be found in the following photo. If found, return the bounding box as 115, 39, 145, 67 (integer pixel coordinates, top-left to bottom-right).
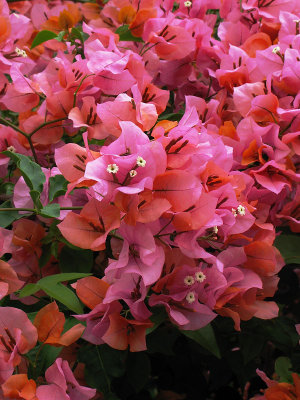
0, 117, 27, 138
28, 118, 66, 138
0, 208, 35, 212
96, 346, 111, 393
73, 74, 94, 108
60, 206, 83, 210
27, 137, 39, 163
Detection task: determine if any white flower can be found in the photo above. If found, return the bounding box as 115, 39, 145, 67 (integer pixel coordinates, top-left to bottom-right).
272, 46, 280, 54
136, 156, 146, 167
186, 291, 196, 304
195, 271, 206, 283
107, 163, 119, 174
6, 146, 16, 152
237, 205, 246, 216
232, 208, 237, 217
15, 47, 27, 58
184, 275, 195, 286
213, 226, 218, 234
129, 169, 137, 177
184, 0, 192, 7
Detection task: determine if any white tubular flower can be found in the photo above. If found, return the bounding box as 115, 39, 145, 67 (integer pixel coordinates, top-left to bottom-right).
195, 271, 206, 283
272, 46, 280, 54
129, 170, 137, 177
237, 205, 246, 216
6, 146, 16, 153
107, 163, 119, 174
186, 291, 196, 304
184, 0, 192, 7
232, 208, 237, 217
15, 47, 27, 58
213, 226, 218, 234
184, 275, 195, 286
136, 156, 146, 167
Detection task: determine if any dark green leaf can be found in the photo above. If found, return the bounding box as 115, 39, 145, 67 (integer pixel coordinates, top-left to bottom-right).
38, 244, 52, 268
0, 200, 27, 227
40, 203, 60, 218
56, 30, 66, 42
126, 353, 151, 393
18, 283, 39, 298
27, 344, 62, 379
31, 30, 58, 49
147, 307, 167, 334
48, 175, 68, 202
40, 282, 83, 314
71, 27, 89, 43
79, 345, 112, 394
115, 25, 143, 42
38, 272, 91, 286
239, 333, 265, 364
147, 325, 179, 355
4, 152, 45, 207
59, 246, 93, 273
275, 234, 300, 264
275, 357, 293, 383
181, 324, 221, 359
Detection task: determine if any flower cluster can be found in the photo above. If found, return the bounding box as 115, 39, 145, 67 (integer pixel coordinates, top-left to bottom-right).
0, 0, 299, 397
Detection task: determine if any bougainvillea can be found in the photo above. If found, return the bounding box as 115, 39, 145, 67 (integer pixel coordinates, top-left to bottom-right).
0, 0, 299, 398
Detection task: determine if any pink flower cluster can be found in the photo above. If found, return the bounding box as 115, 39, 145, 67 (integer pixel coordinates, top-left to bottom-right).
0, 0, 299, 379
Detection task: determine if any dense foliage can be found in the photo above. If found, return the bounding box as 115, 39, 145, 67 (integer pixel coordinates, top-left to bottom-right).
0, 0, 299, 398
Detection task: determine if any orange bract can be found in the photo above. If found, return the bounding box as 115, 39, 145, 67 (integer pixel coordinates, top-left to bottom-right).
33, 302, 84, 347
75, 276, 109, 309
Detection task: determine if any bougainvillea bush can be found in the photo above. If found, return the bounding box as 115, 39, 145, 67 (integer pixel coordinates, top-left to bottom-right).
0, 0, 299, 398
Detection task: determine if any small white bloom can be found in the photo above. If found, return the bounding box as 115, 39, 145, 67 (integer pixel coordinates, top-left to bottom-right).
272, 46, 280, 54
293, 19, 300, 23
195, 271, 206, 283
107, 163, 119, 174
129, 169, 137, 177
213, 226, 218, 234
15, 47, 27, 58
184, 0, 192, 7
232, 208, 237, 217
184, 275, 195, 286
6, 146, 16, 152
237, 204, 246, 216
186, 291, 196, 304
136, 156, 146, 167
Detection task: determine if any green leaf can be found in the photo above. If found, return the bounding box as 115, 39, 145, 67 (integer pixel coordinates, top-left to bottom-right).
4, 152, 45, 208
56, 30, 66, 42
274, 234, 300, 264
31, 30, 58, 49
40, 282, 83, 314
18, 273, 91, 313
275, 357, 293, 383
48, 175, 68, 202
147, 307, 167, 335
126, 353, 151, 393
147, 325, 179, 356
29, 190, 43, 210
39, 244, 52, 268
79, 345, 112, 394
71, 27, 89, 43
27, 344, 62, 379
18, 283, 39, 298
40, 203, 60, 218
59, 246, 94, 273
181, 324, 221, 358
239, 333, 265, 364
0, 200, 27, 227
115, 25, 143, 42
38, 272, 91, 286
